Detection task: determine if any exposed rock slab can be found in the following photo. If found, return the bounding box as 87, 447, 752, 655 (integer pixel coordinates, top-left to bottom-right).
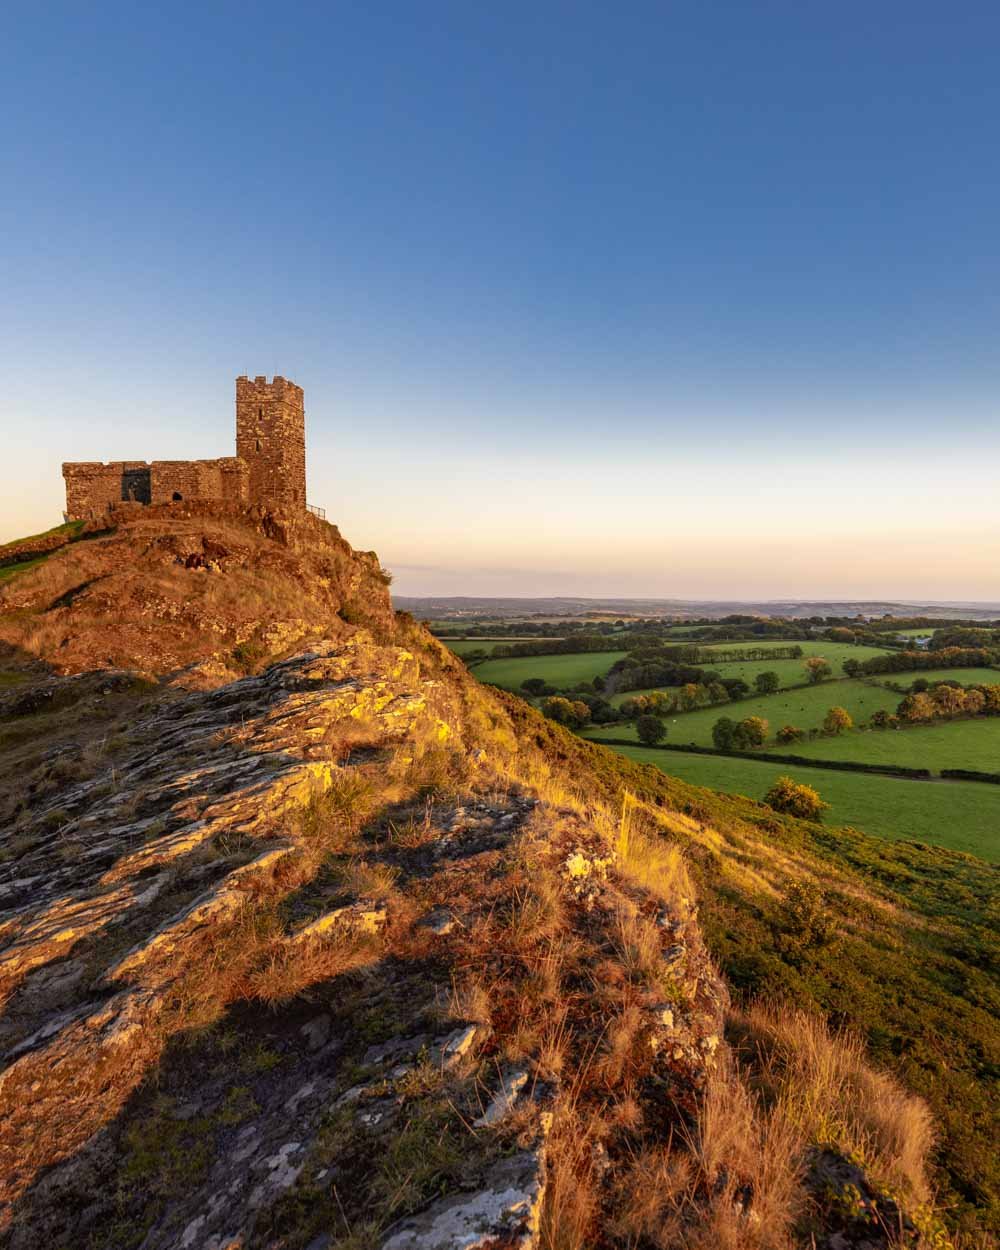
380, 1146, 547, 1250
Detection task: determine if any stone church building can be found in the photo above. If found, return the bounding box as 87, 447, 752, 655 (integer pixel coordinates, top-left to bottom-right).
63, 376, 307, 520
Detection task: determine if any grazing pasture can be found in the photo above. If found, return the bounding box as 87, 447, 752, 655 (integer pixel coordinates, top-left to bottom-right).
610, 744, 999, 861
470, 650, 629, 691
873, 666, 1000, 688
779, 716, 1000, 774
699, 636, 888, 665
612, 653, 872, 698
611, 638, 891, 693
593, 680, 901, 746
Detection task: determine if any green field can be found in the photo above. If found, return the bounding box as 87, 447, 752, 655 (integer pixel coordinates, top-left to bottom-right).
471, 650, 629, 691
699, 637, 887, 668
608, 745, 1000, 861
892, 628, 937, 639
438, 637, 562, 656
613, 655, 862, 699
594, 679, 901, 746
609, 639, 891, 695
872, 667, 1000, 688
778, 716, 1000, 774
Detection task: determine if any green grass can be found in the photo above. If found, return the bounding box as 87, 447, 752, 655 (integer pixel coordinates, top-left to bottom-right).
780, 715, 1000, 774
607, 744, 1000, 861
610, 640, 892, 696
0, 520, 83, 584
1, 519, 82, 548
892, 627, 938, 638
696, 637, 888, 673
594, 679, 901, 745
471, 649, 629, 691
439, 637, 561, 656
0, 556, 51, 583
874, 666, 1000, 687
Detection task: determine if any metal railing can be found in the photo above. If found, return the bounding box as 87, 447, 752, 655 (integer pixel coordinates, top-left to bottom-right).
306, 503, 326, 520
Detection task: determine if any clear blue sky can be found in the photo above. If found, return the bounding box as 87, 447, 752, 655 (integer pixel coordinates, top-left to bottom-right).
3, 2, 999, 599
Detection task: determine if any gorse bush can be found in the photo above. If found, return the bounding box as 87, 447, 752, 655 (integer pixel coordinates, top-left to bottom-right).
764, 776, 828, 821
779, 881, 838, 952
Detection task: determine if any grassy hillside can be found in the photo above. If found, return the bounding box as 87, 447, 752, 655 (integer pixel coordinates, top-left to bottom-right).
3, 555, 996, 1246
502, 707, 999, 1240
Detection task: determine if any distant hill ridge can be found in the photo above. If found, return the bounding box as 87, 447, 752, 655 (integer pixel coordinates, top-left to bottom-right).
397, 594, 1000, 620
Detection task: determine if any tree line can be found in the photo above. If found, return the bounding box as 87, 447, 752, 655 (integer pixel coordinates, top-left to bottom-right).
852, 647, 997, 676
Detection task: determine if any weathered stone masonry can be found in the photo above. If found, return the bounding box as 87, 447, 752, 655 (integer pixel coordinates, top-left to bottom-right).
235, 375, 306, 512
62, 376, 307, 521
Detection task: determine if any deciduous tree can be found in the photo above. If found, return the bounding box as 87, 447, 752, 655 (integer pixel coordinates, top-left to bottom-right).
712, 716, 736, 749
804, 657, 832, 684
636, 714, 666, 745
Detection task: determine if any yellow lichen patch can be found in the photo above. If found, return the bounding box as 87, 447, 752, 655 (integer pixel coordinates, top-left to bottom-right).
562, 850, 615, 881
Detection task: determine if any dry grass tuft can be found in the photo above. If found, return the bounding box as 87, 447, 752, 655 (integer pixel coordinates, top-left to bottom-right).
735, 1002, 935, 1210
609, 900, 670, 989
539, 1102, 601, 1250
241, 930, 380, 1010
608, 1052, 803, 1250
611, 790, 693, 905
296, 770, 378, 856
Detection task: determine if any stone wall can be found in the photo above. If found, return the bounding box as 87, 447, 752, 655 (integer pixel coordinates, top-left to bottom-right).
149, 458, 248, 506
63, 462, 150, 521
62, 458, 249, 521
235, 376, 306, 512
62, 374, 307, 521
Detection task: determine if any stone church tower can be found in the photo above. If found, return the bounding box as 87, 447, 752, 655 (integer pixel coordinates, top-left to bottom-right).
63, 374, 311, 520
235, 375, 307, 511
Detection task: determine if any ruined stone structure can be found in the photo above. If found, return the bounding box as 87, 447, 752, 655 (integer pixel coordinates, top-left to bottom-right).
62, 376, 307, 521
235, 374, 306, 511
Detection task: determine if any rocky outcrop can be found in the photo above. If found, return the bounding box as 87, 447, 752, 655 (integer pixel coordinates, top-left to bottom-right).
0, 502, 394, 682
0, 634, 459, 1227
0, 577, 736, 1250
380, 1143, 549, 1250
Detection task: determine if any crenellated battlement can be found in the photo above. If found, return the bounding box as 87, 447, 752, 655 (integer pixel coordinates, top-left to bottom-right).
237, 374, 304, 397
62, 378, 308, 520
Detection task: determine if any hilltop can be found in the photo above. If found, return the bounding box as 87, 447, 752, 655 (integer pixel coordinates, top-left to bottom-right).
0, 504, 995, 1249
0, 501, 393, 686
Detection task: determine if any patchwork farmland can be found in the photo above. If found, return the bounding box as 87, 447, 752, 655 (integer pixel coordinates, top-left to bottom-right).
441, 617, 1000, 860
